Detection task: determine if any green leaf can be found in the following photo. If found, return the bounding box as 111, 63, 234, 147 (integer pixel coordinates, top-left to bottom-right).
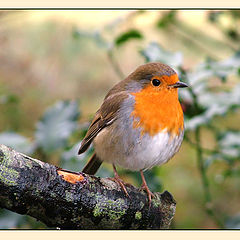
219, 131, 240, 158
186, 52, 240, 96
223, 168, 240, 178
185, 104, 227, 130
156, 11, 177, 28
35, 100, 80, 153
0, 132, 34, 154
140, 42, 183, 68
0, 94, 19, 105
191, 52, 240, 86
203, 131, 240, 166
72, 27, 81, 39
185, 81, 240, 131
115, 29, 143, 47
220, 131, 240, 148
208, 11, 223, 23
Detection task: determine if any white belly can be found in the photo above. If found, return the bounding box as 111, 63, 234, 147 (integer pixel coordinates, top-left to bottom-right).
93, 118, 184, 171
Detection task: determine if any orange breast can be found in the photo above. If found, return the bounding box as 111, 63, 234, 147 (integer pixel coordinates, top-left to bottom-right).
131, 85, 184, 136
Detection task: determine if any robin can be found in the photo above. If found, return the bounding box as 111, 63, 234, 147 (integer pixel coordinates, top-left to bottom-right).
78, 62, 188, 203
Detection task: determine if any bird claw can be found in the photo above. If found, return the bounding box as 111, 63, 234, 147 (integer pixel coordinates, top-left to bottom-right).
111, 164, 130, 198
139, 170, 154, 207
110, 176, 130, 198
139, 184, 154, 205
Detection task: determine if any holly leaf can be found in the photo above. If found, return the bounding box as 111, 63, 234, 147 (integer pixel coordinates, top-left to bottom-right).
185, 104, 227, 131
35, 100, 80, 153
189, 51, 240, 87
219, 131, 240, 158
156, 11, 177, 28
115, 29, 143, 47
140, 42, 183, 68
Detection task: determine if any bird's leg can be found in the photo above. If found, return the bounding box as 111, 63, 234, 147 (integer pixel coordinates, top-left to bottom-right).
111, 164, 129, 197
140, 170, 154, 204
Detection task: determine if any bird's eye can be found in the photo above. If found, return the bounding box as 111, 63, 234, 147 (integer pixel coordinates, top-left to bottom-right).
152, 78, 161, 87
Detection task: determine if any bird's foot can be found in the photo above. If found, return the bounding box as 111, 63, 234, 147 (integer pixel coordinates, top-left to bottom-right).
110, 176, 130, 198
139, 170, 154, 207
111, 164, 130, 198
139, 183, 155, 203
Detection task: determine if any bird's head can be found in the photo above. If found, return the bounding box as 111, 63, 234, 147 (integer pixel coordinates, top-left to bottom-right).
127, 62, 188, 94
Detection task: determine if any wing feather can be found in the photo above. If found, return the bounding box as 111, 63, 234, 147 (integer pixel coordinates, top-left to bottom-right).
78, 92, 128, 154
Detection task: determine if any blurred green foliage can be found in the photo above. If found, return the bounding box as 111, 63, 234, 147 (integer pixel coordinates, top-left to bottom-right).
0, 10, 240, 229
35, 100, 80, 153
114, 29, 143, 47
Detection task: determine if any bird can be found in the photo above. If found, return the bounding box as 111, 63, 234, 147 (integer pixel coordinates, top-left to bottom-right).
78, 62, 188, 203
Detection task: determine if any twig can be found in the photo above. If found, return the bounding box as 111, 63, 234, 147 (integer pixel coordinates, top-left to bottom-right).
195, 127, 224, 228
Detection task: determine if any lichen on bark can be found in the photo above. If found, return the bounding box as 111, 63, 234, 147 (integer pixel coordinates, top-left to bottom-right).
0, 144, 176, 229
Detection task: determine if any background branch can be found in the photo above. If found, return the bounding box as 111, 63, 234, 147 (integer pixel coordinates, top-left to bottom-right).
0, 144, 176, 230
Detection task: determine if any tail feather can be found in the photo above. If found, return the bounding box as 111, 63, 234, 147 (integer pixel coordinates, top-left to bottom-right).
82, 153, 102, 175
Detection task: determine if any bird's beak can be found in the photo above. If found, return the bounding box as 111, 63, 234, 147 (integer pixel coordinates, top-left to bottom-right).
169, 81, 188, 88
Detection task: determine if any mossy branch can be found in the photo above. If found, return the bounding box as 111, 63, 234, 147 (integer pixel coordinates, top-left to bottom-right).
0, 144, 176, 229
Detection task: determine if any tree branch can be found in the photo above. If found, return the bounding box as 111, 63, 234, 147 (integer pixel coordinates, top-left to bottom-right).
0, 144, 176, 229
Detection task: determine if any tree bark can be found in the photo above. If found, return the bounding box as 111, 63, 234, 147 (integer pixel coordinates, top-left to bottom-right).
0, 144, 176, 229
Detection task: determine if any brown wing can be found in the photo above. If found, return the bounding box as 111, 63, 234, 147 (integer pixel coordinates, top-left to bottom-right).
78, 92, 128, 154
